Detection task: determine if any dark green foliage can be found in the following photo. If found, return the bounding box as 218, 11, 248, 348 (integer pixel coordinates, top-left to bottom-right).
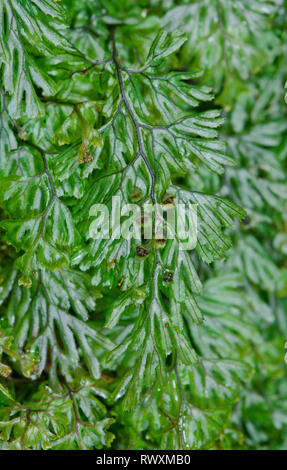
0, 0, 286, 450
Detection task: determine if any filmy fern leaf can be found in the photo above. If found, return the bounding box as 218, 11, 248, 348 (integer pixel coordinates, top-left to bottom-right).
0, 0, 286, 451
